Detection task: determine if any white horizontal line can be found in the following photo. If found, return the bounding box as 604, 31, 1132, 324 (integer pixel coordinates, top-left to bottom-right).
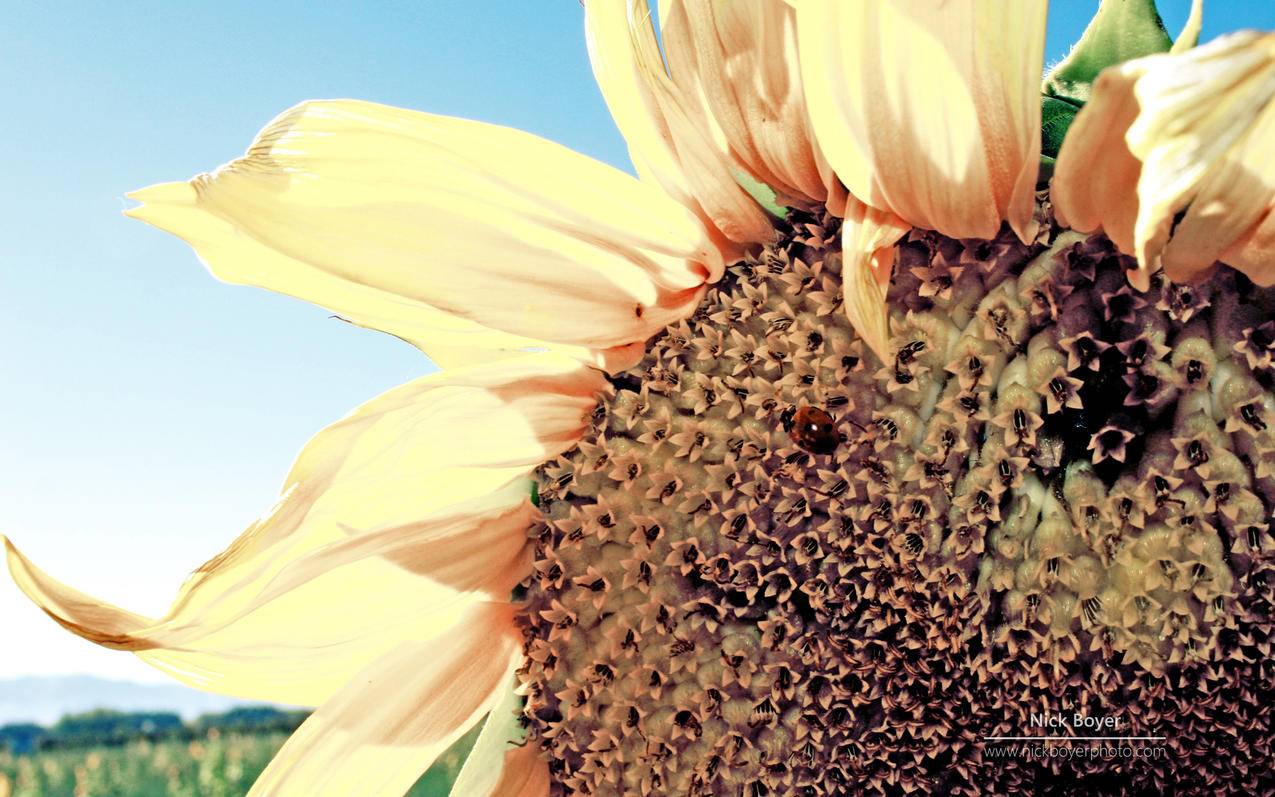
983, 736, 1166, 741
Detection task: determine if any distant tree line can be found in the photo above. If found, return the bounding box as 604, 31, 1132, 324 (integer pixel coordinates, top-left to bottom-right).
0, 706, 309, 755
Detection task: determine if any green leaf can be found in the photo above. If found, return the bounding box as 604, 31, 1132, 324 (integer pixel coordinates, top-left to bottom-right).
1041, 96, 1082, 160
1043, 0, 1174, 105
406, 722, 481, 796
733, 170, 788, 218
529, 479, 539, 508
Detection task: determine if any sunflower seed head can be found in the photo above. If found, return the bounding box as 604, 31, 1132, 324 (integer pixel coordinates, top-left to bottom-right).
515, 206, 1274, 795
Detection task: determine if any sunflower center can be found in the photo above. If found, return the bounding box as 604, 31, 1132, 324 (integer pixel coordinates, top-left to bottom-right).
516, 206, 1273, 795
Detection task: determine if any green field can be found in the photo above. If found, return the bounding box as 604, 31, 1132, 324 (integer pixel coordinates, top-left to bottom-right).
0, 727, 477, 797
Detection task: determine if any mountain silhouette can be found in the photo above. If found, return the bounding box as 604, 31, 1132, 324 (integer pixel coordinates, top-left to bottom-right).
0, 676, 289, 725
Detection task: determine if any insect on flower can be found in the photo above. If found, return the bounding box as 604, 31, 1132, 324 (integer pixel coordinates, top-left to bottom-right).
781, 405, 840, 455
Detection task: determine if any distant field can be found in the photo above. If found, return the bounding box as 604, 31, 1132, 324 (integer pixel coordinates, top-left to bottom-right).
0, 728, 476, 797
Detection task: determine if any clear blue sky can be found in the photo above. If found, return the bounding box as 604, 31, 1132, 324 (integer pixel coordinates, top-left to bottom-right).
1, 1, 1267, 683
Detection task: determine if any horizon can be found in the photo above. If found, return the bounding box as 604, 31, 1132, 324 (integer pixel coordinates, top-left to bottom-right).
0, 674, 293, 726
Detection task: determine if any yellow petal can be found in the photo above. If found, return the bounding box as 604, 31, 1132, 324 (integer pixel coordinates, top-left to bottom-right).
1050, 68, 1143, 269
1170, 0, 1204, 55
5, 353, 602, 706
795, 0, 1045, 240
127, 183, 522, 372
660, 0, 828, 206
450, 678, 549, 797
584, 0, 775, 248
841, 198, 910, 364
246, 602, 521, 797
1055, 32, 1275, 287
126, 100, 721, 366
1164, 98, 1275, 284
585, 0, 700, 220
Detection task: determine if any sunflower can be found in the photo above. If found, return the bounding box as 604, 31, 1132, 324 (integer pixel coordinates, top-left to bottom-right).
6, 1, 1274, 795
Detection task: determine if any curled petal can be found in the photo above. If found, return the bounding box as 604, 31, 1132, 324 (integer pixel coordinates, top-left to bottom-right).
584, 0, 775, 248
1170, 0, 1203, 55
1168, 102, 1275, 284
841, 199, 910, 364
796, 0, 1045, 240
1054, 31, 1275, 287
5, 354, 602, 706
126, 100, 721, 367
246, 602, 521, 797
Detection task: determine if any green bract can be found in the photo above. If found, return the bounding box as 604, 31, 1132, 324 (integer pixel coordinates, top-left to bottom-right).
1037, 0, 1202, 184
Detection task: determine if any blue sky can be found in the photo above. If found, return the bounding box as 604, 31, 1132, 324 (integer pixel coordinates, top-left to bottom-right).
0, 1, 1267, 684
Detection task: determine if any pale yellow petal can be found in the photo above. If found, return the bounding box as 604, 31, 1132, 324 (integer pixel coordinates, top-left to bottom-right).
246, 602, 521, 797
660, 0, 827, 205
5, 354, 602, 706
1215, 155, 1275, 285
126, 183, 527, 371
450, 678, 549, 797
796, 0, 1045, 240
1163, 100, 1275, 284
585, 0, 700, 217
126, 100, 721, 365
584, 0, 774, 248
1054, 31, 1275, 287
1050, 70, 1143, 263
1128, 32, 1275, 278
841, 199, 910, 364
1170, 0, 1203, 55
815, 144, 850, 218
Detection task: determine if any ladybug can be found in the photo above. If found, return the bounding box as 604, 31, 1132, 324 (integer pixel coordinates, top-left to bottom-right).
783, 404, 839, 455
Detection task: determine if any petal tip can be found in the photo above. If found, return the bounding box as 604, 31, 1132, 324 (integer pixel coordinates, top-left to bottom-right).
1126, 266, 1152, 293
122, 182, 197, 224
4, 535, 32, 582
842, 262, 892, 365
